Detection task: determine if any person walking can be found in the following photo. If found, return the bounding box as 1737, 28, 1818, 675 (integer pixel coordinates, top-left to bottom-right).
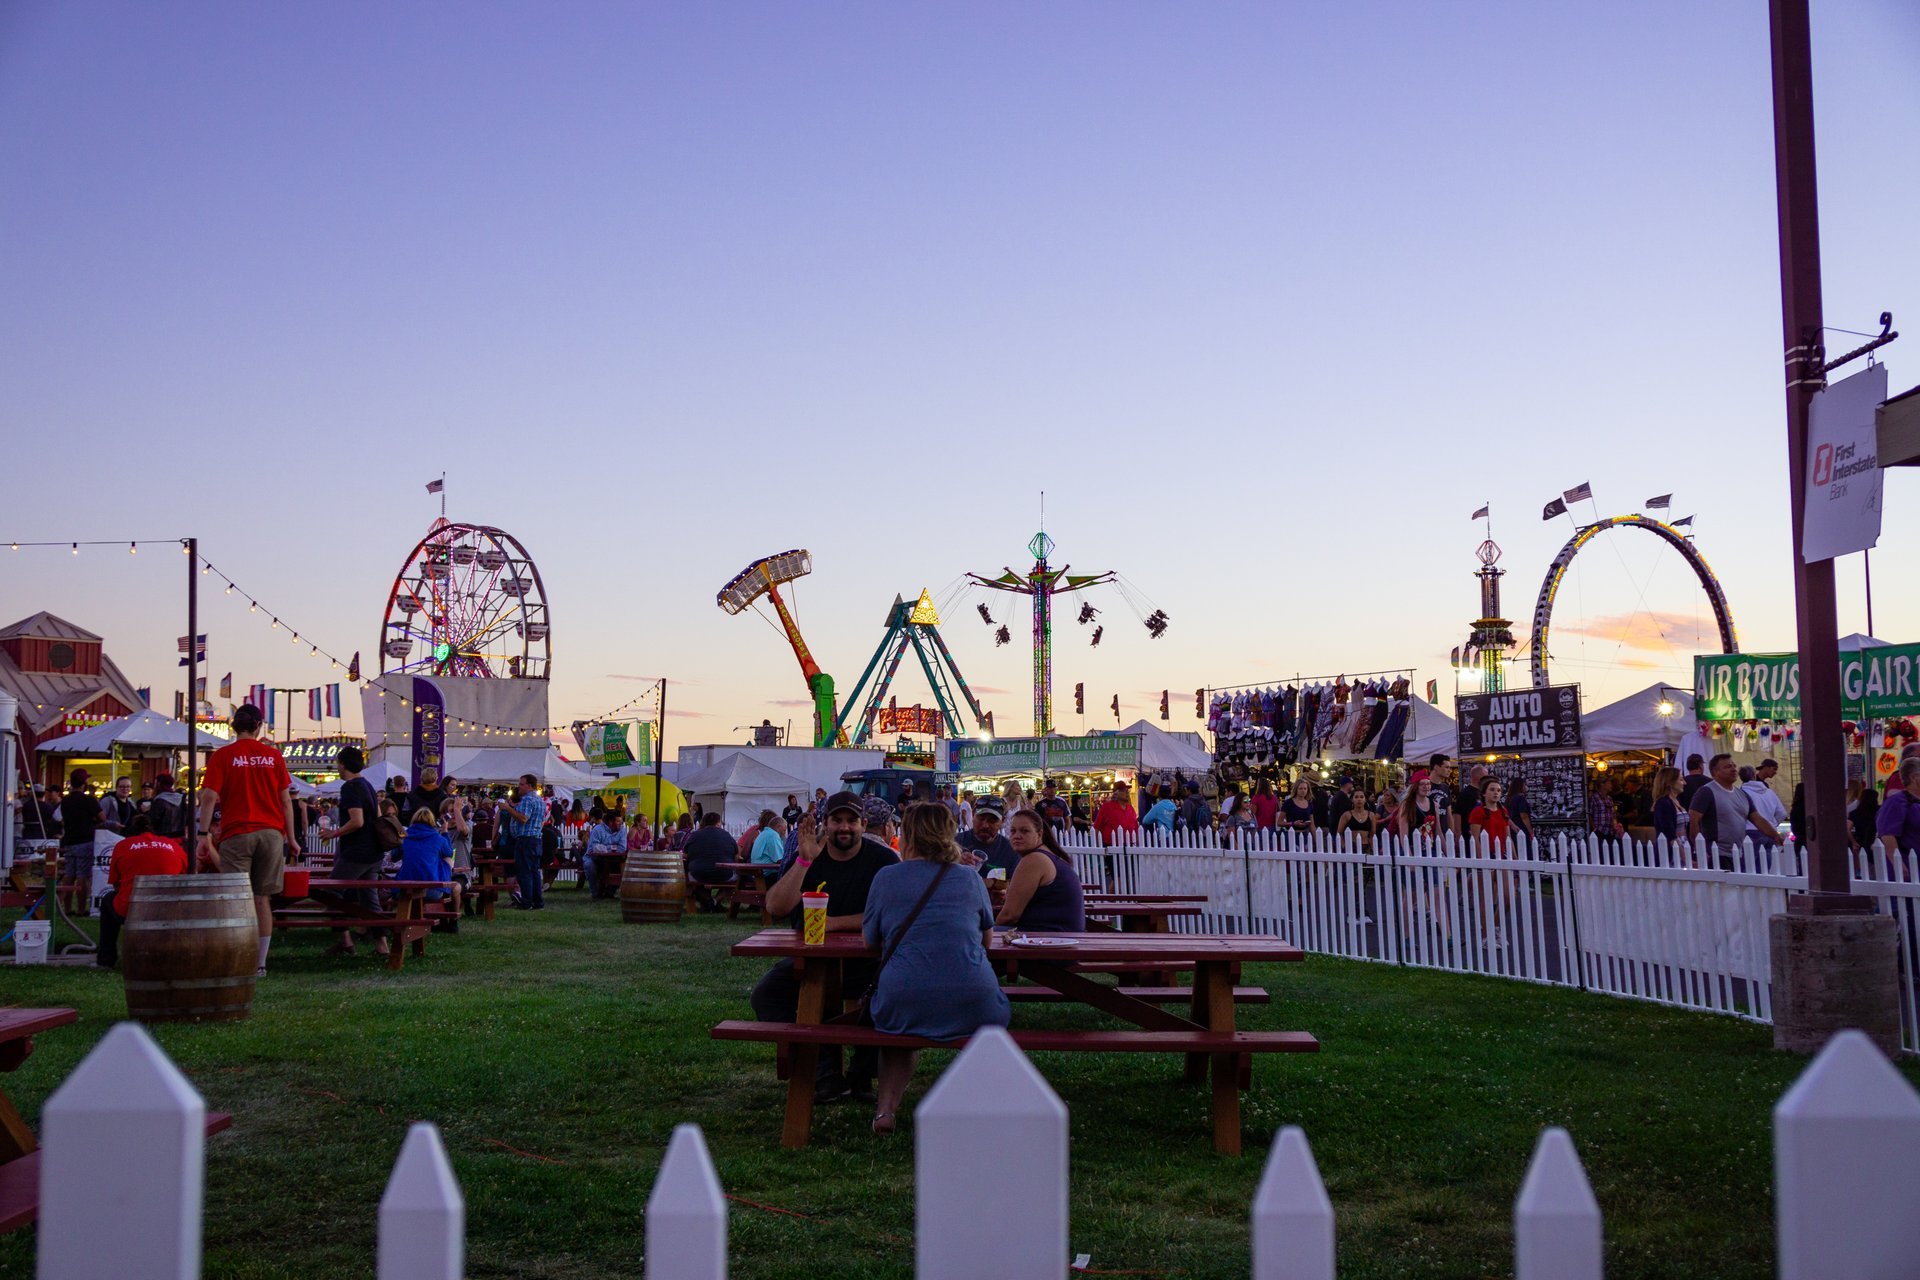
56, 768, 102, 918
1688, 753, 1777, 869
195, 703, 293, 975
318, 745, 389, 957
503, 773, 549, 910
1649, 766, 1685, 847
1678, 754, 1711, 810
1876, 757, 1920, 859
98, 776, 137, 835
1093, 783, 1139, 846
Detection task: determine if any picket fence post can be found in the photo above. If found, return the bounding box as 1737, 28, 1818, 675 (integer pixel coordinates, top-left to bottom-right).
1251, 1126, 1334, 1280
646, 1123, 728, 1280
916, 1026, 1067, 1280
38, 1022, 204, 1280
1775, 1029, 1920, 1279
1513, 1128, 1601, 1280
378, 1122, 464, 1280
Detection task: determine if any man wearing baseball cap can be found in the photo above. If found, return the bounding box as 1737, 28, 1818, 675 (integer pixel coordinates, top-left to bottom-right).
754, 790, 899, 1103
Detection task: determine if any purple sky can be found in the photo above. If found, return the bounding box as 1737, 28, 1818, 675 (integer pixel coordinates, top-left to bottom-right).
2, 1, 1916, 747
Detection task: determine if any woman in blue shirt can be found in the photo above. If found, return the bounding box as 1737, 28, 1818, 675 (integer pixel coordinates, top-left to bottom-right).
398, 808, 457, 911
862, 804, 1010, 1135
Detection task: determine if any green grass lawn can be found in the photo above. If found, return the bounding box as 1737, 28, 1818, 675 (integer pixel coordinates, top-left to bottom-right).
3, 892, 1911, 1279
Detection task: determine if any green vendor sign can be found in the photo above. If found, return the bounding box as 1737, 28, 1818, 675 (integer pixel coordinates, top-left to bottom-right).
1694, 643, 1920, 721
955, 734, 1141, 775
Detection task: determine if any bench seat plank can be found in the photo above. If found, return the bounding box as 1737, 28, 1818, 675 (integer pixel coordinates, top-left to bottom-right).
1003, 986, 1268, 1004
0, 1112, 232, 1235
711, 1019, 1316, 1054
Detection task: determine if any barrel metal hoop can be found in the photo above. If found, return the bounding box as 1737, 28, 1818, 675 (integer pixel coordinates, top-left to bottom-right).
127, 918, 259, 931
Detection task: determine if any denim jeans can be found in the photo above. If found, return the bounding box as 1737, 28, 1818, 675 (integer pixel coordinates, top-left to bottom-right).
580, 854, 598, 896
513, 833, 545, 907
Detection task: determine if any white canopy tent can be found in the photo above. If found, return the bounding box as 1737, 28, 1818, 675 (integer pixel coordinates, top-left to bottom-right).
1582, 683, 1698, 756
677, 752, 813, 828
1116, 720, 1214, 775
35, 709, 226, 757
363, 744, 603, 789
1398, 697, 1460, 766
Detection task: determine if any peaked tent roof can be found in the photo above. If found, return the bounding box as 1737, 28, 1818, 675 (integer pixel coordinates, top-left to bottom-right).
1582, 683, 1697, 754
34, 708, 226, 755
676, 751, 812, 797
1115, 720, 1213, 773
1399, 697, 1460, 765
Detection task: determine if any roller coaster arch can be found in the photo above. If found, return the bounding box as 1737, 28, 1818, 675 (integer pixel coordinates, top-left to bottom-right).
1529, 515, 1737, 687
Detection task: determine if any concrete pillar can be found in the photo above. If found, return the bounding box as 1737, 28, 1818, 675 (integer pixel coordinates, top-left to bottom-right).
1769, 911, 1901, 1055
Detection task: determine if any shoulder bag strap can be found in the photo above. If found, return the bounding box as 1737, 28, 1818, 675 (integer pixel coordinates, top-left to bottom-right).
873, 862, 951, 981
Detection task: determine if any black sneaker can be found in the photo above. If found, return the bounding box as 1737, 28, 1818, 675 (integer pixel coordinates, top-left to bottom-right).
847, 1080, 877, 1105
813, 1075, 850, 1104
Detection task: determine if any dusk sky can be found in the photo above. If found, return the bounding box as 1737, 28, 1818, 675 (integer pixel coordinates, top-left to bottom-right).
3, 2, 1916, 752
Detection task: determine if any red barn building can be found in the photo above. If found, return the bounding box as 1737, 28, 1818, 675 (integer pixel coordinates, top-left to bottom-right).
1, 612, 145, 785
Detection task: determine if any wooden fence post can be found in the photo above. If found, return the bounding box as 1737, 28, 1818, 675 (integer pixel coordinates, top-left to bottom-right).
646, 1123, 727, 1280
38, 1022, 204, 1280
1252, 1126, 1334, 1280
1776, 1029, 1920, 1279
916, 1026, 1067, 1280
378, 1122, 464, 1280
1514, 1127, 1601, 1280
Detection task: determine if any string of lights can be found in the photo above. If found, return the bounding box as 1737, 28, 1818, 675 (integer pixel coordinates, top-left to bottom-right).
5, 536, 671, 742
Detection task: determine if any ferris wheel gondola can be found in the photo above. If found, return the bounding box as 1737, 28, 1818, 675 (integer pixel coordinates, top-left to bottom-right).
380, 519, 551, 680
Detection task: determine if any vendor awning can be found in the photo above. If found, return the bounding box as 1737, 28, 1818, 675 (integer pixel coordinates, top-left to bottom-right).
35, 709, 225, 755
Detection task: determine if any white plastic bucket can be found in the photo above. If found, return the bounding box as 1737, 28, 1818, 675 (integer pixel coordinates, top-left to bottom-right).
13, 919, 52, 965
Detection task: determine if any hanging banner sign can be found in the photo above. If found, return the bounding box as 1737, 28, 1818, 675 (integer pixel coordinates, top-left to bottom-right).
1455, 684, 1583, 755
1694, 643, 1920, 721
955, 734, 1140, 775
411, 677, 446, 788
878, 706, 945, 736
1802, 363, 1887, 564
570, 722, 635, 769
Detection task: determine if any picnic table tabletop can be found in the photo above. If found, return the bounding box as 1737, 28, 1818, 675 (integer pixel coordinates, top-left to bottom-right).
1083, 892, 1208, 903
724, 930, 1302, 1154
0, 1008, 77, 1163
273, 882, 455, 972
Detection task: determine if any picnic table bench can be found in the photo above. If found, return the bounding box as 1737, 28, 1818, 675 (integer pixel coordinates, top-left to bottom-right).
0, 1008, 232, 1234
471, 857, 517, 920
271, 879, 458, 971
718, 929, 1312, 1155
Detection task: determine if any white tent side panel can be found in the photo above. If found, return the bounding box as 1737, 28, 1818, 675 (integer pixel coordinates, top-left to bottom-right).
360, 674, 550, 754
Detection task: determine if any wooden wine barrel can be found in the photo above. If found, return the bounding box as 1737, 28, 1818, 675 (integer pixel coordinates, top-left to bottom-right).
122, 873, 260, 1023
619, 850, 686, 924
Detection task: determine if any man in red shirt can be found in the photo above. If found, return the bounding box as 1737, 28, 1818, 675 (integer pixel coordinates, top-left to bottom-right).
1093, 782, 1140, 847
196, 702, 293, 975
95, 813, 190, 968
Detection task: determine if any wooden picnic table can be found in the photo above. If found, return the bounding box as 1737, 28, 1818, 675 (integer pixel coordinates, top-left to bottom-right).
1081, 901, 1205, 933
272, 879, 456, 971
471, 857, 516, 921
720, 928, 1311, 1155
0, 1009, 76, 1164
715, 862, 778, 923
1083, 892, 1207, 903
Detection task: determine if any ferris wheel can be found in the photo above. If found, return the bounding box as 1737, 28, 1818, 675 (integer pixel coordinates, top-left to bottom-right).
379, 519, 551, 680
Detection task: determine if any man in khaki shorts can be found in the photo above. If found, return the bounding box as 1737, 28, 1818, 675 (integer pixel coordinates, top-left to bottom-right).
195, 701, 294, 976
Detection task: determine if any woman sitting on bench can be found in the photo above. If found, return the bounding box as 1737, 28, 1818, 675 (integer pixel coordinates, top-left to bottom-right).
994, 809, 1085, 933
861, 804, 1010, 1136
399, 807, 460, 919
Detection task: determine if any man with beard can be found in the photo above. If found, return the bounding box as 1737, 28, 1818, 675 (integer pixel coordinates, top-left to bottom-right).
753, 790, 899, 1103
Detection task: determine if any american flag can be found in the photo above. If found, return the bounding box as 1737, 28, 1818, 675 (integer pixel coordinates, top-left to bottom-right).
1562, 481, 1593, 504
247, 683, 268, 712
177, 633, 206, 667
425, 478, 444, 493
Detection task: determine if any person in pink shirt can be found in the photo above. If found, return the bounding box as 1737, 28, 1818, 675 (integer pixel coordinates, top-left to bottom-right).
1249, 779, 1279, 829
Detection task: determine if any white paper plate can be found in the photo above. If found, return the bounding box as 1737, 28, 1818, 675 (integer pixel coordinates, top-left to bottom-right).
1009, 936, 1075, 948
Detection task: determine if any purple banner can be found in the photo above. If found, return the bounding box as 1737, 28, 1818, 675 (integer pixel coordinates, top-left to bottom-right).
411, 676, 446, 789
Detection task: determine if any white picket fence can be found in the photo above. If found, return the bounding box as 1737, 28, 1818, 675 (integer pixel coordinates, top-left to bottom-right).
31, 1021, 1920, 1278
1063, 828, 1920, 1055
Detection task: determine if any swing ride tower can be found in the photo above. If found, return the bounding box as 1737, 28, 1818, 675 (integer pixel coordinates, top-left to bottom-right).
715, 549, 847, 747
967, 532, 1115, 736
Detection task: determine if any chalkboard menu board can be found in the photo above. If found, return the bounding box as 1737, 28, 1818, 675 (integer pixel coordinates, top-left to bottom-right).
1490, 753, 1589, 829
1456, 684, 1584, 756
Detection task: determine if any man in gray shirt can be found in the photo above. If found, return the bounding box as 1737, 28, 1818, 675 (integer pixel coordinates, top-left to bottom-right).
1688, 753, 1778, 868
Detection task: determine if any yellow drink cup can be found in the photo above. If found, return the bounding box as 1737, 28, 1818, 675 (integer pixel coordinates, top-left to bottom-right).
801, 892, 829, 945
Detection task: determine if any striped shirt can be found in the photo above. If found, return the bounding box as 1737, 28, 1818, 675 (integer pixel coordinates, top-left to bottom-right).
507, 793, 547, 838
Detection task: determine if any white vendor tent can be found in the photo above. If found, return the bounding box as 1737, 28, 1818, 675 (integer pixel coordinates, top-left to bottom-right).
1116, 720, 1213, 775
364, 744, 603, 789
35, 709, 225, 757
677, 752, 813, 828
1582, 683, 1697, 755
1399, 697, 1461, 766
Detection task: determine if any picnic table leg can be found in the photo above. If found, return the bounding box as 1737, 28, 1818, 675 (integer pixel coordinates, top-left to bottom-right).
388, 896, 415, 972
781, 960, 829, 1149
410, 894, 429, 960
1198, 960, 1242, 1156
0, 1086, 37, 1161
